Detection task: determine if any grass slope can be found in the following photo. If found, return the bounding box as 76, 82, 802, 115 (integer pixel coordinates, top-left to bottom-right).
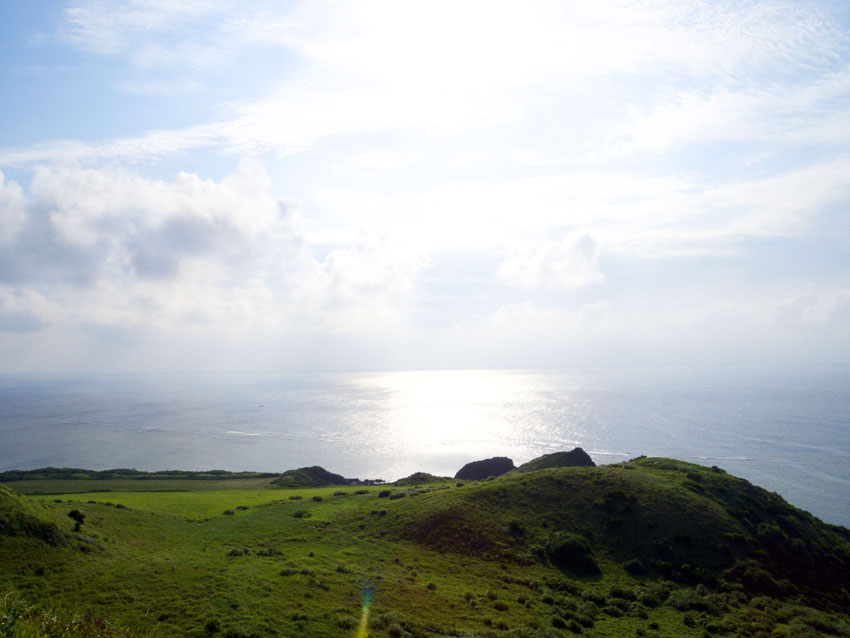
1, 459, 848, 638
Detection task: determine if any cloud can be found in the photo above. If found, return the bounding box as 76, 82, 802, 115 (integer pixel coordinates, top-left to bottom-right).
498, 232, 604, 289
0, 160, 429, 340
6, 0, 838, 170
0, 288, 55, 332
0, 171, 26, 243
771, 288, 850, 326
292, 237, 430, 333
610, 67, 850, 156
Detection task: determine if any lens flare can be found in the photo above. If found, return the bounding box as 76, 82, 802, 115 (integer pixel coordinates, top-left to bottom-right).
356, 585, 374, 638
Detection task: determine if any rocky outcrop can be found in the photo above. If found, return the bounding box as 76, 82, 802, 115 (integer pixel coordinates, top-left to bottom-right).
516, 448, 595, 472
454, 457, 515, 480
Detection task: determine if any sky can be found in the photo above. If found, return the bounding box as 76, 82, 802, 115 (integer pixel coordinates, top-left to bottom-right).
0, 0, 849, 373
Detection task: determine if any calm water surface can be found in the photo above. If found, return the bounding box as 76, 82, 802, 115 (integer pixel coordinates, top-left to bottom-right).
1, 368, 848, 527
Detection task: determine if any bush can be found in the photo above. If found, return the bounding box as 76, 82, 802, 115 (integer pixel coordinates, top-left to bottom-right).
388, 492, 407, 500
609, 586, 635, 601
312, 495, 323, 502
293, 510, 310, 518
67, 509, 85, 532
565, 618, 583, 633
223, 509, 235, 516
378, 490, 392, 498
336, 617, 356, 630
547, 532, 600, 575
204, 619, 221, 634
625, 559, 646, 575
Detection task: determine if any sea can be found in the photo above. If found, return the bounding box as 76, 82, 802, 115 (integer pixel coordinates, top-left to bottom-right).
1, 367, 848, 528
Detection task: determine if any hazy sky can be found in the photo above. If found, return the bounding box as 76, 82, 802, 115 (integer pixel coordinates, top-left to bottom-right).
1, 0, 849, 373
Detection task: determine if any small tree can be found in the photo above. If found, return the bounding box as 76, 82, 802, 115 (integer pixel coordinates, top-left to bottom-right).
67, 509, 85, 532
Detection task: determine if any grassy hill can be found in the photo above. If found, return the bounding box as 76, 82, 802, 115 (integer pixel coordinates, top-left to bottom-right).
267, 466, 348, 489
1, 458, 849, 637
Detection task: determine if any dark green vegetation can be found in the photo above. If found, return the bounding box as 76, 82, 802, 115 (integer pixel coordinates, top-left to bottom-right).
268, 466, 348, 489
2, 457, 850, 637
515, 449, 595, 472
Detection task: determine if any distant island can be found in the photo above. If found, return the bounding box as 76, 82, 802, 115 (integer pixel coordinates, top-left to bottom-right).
1, 450, 849, 637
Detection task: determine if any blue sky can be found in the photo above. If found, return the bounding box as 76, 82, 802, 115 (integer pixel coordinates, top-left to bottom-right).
1, 0, 849, 372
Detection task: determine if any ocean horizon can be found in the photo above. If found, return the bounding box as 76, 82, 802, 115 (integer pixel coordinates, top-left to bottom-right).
2, 366, 849, 528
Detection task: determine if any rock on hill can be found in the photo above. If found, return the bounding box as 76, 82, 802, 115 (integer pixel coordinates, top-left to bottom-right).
454, 456, 514, 480
517, 447, 595, 471
267, 466, 347, 488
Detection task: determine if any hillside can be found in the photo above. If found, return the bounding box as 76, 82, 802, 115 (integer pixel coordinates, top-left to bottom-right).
1, 458, 849, 637
267, 465, 348, 488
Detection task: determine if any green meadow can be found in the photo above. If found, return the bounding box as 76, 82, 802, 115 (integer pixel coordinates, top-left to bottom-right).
2, 458, 849, 637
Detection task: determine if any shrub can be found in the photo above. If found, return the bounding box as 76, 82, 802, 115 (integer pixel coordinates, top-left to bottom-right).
609, 586, 635, 601
67, 509, 85, 532
336, 617, 356, 630
388, 492, 406, 500
236, 506, 249, 510
204, 619, 221, 634
292, 510, 310, 518
288, 495, 303, 500
223, 509, 235, 516
312, 496, 323, 502
625, 559, 646, 575
565, 618, 583, 633
354, 489, 369, 495
547, 533, 600, 575
227, 548, 244, 557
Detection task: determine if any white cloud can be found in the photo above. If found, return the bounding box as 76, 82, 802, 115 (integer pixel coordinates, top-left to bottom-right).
611, 66, 850, 156
0, 161, 426, 339
0, 171, 26, 243
0, 288, 56, 332
771, 288, 850, 326
498, 232, 604, 289
292, 237, 430, 333
6, 0, 838, 169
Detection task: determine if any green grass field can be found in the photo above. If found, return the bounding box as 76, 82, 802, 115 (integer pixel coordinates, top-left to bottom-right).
7, 477, 277, 495
2, 459, 849, 637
